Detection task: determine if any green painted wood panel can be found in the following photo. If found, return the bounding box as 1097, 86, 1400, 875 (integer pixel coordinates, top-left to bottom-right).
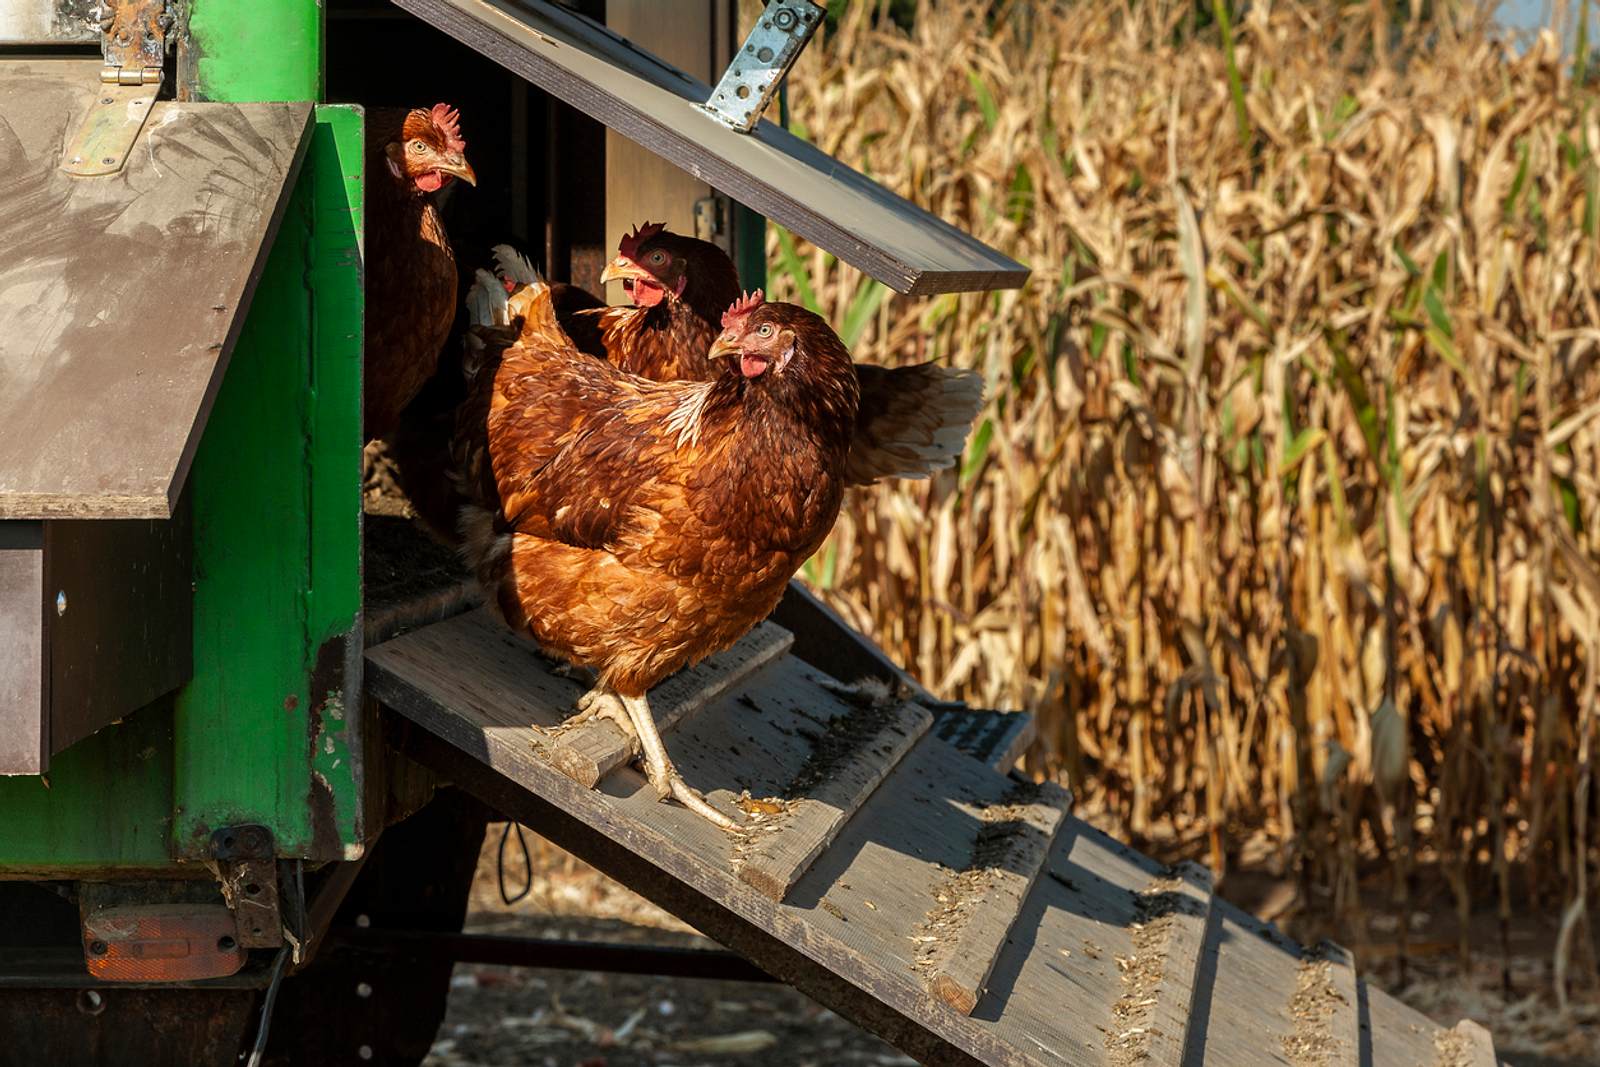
171, 104, 364, 861
0, 0, 366, 874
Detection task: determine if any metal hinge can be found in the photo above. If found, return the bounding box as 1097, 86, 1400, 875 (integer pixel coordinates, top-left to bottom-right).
99, 0, 173, 85
702, 0, 823, 133
61, 0, 173, 176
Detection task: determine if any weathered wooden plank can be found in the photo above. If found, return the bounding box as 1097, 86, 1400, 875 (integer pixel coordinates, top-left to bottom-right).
1279, 940, 1360, 1066
1365, 970, 1443, 1067
932, 708, 1036, 773
915, 779, 1072, 1015
735, 697, 933, 901
0, 61, 314, 518
1322, 941, 1361, 1066
387, 0, 1028, 296
1101, 859, 1215, 1064
1190, 901, 1315, 1067
544, 622, 793, 787
369, 610, 1472, 1067
1438, 1019, 1498, 1067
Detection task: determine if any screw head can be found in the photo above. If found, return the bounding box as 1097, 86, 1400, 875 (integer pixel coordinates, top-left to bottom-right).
773, 8, 798, 29
101, 157, 115, 166
87, 939, 108, 956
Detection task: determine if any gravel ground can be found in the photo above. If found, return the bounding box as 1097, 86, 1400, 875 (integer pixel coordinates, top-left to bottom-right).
420, 831, 910, 1067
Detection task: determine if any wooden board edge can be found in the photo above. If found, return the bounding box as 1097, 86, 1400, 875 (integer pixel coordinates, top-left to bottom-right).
161, 101, 318, 521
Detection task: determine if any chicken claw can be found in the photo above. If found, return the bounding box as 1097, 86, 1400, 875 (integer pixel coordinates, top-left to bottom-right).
619, 694, 738, 832
567, 685, 633, 735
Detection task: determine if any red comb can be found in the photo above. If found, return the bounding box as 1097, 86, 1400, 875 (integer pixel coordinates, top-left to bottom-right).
430, 103, 465, 152
618, 221, 665, 261
721, 290, 764, 330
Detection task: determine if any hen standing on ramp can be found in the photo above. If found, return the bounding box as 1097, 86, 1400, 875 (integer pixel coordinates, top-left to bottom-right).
454, 256, 860, 829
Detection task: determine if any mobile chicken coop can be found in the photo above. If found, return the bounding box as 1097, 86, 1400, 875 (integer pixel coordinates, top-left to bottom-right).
0, 1, 1502, 1064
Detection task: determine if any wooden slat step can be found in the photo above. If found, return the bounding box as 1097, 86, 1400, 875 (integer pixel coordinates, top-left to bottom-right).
931, 707, 1035, 772
1280, 940, 1360, 1066
1439, 1019, 1498, 1067
543, 622, 794, 787
916, 779, 1072, 1015
1102, 859, 1215, 1064
735, 697, 933, 902
1323, 941, 1361, 1064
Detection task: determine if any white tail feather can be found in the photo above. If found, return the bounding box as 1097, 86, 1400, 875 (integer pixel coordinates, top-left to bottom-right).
491, 243, 541, 287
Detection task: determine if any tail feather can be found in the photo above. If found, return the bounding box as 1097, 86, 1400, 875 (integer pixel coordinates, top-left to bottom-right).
491, 243, 541, 287
845, 363, 985, 486
466, 267, 510, 327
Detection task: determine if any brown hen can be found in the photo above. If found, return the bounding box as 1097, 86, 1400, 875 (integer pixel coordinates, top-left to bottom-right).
364, 103, 475, 443
453, 263, 858, 828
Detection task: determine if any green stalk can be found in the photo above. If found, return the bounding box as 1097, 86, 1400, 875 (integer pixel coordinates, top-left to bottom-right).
1213, 0, 1252, 149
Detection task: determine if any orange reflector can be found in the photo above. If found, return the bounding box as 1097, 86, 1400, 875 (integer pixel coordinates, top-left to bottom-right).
82, 904, 246, 982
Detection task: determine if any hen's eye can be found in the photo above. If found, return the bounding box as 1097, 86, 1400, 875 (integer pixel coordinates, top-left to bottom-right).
409, 139, 428, 153
648, 250, 667, 265
757, 324, 773, 336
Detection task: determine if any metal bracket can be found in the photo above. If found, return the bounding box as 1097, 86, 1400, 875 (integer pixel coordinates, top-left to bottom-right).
702, 0, 823, 133
210, 823, 285, 950
61, 0, 172, 177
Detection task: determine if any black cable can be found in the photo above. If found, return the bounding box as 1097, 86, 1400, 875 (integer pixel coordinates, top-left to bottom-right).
497, 822, 533, 906
245, 946, 291, 1067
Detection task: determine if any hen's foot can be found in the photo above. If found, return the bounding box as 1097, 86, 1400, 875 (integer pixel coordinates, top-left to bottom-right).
559, 685, 633, 737
619, 693, 738, 832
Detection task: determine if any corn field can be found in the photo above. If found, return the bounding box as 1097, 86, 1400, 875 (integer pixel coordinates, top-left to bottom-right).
769, 0, 1600, 991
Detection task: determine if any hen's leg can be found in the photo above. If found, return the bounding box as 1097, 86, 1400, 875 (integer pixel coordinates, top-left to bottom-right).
619, 693, 737, 831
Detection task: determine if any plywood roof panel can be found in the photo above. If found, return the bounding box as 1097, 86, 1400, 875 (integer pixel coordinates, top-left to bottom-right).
0, 60, 312, 519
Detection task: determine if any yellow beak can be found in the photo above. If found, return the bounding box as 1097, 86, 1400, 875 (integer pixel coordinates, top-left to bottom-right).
707, 335, 738, 363
440, 155, 476, 186
600, 256, 652, 286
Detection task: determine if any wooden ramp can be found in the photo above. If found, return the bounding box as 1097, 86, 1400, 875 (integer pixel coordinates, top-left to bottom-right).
368, 609, 1497, 1067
